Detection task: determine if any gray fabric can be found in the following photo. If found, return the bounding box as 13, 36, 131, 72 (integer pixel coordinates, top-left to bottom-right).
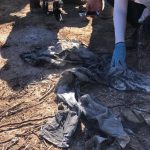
79, 94, 129, 148
41, 109, 79, 148
122, 108, 150, 126
21, 43, 150, 92
85, 135, 107, 150
40, 68, 130, 148
20, 42, 150, 148
52, 66, 130, 148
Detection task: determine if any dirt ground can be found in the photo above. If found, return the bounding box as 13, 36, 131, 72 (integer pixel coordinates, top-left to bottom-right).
0, 0, 150, 150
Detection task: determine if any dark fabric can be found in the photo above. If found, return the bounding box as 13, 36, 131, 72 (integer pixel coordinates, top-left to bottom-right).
41, 109, 80, 148
85, 136, 107, 150
20, 42, 150, 148
107, 0, 114, 6
21, 45, 150, 92
127, 0, 146, 27
30, 0, 41, 9
42, 0, 48, 13
46, 68, 130, 148
107, 0, 145, 27
79, 94, 129, 147
143, 15, 150, 36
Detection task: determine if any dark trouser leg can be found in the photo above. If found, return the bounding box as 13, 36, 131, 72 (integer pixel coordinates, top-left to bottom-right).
42, 0, 48, 13
107, 0, 145, 27
143, 15, 150, 36
30, 0, 41, 9
127, 1, 145, 27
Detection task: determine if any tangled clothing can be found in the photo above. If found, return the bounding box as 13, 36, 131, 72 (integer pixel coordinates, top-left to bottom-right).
20, 43, 150, 92
21, 42, 150, 148
41, 72, 130, 148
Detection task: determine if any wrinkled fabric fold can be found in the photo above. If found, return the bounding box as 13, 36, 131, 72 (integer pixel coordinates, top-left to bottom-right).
21, 41, 150, 148
21, 42, 150, 92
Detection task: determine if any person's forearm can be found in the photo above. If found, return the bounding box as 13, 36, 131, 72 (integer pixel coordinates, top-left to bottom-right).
114, 0, 128, 43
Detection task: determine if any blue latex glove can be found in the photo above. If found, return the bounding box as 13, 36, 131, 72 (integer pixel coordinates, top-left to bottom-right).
111, 42, 127, 68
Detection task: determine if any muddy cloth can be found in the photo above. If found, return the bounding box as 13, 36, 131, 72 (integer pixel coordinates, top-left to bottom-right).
41, 109, 80, 148
20, 42, 150, 148
41, 73, 130, 148
85, 135, 107, 150
20, 46, 99, 68
21, 43, 150, 92
122, 108, 150, 126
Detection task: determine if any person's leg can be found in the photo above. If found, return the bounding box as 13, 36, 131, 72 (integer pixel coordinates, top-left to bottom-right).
127, 1, 145, 27
42, 0, 48, 13
30, 0, 41, 10
143, 15, 150, 36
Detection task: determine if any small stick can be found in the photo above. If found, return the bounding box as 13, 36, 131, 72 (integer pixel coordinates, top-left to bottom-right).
23, 144, 29, 150
38, 85, 55, 101
0, 85, 55, 120
0, 103, 24, 120
4, 138, 19, 150
48, 145, 53, 150
0, 115, 53, 129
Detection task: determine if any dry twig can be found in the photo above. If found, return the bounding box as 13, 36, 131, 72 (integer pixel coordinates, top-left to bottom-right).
38, 85, 55, 101
3, 138, 19, 150
0, 103, 25, 120
0, 85, 55, 120
0, 115, 53, 133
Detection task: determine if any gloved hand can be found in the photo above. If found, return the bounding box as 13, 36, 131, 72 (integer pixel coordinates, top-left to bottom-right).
111, 42, 127, 68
